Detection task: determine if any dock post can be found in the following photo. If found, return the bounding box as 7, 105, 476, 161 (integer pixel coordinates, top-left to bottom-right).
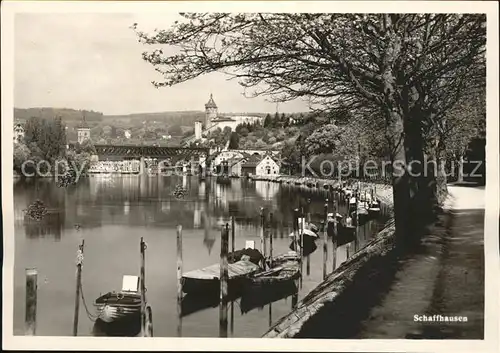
322, 201, 328, 280
292, 208, 299, 254
306, 198, 311, 223
231, 216, 235, 254
176, 225, 183, 337
260, 207, 265, 266
73, 239, 84, 336
269, 212, 274, 266
332, 213, 338, 272
25, 268, 38, 336
219, 225, 229, 337
176, 226, 183, 301
140, 237, 147, 337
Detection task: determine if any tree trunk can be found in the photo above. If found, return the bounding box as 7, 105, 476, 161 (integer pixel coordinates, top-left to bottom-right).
387, 116, 412, 252
457, 154, 464, 183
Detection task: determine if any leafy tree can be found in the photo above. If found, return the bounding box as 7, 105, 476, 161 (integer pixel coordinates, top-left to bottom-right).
228, 132, 240, 149
264, 113, 272, 128
238, 126, 249, 137
13, 143, 31, 174
168, 125, 183, 136
135, 13, 485, 248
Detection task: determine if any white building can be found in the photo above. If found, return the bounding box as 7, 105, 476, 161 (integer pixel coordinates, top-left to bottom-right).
203, 94, 264, 133
13, 123, 24, 144
255, 155, 280, 176
77, 116, 91, 144
124, 130, 132, 139
213, 150, 246, 166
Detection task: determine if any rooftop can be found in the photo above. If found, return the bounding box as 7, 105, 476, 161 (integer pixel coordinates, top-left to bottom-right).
205, 93, 218, 109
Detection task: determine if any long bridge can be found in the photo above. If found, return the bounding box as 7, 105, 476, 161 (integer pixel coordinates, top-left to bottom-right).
92, 144, 210, 160
69, 143, 211, 173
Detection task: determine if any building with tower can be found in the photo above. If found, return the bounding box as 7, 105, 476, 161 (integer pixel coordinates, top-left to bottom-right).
77, 115, 91, 144
183, 93, 265, 146
204, 93, 218, 127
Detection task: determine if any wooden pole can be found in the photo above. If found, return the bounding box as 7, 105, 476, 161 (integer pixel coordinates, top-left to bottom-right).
268, 302, 273, 327
306, 198, 311, 223
322, 202, 328, 280
73, 239, 84, 336
219, 225, 229, 337
269, 212, 274, 266
230, 301, 234, 335
140, 237, 147, 337
176, 225, 183, 336
25, 268, 37, 336
292, 209, 299, 254
176, 226, 183, 301
260, 207, 265, 265
332, 212, 338, 272
231, 216, 235, 254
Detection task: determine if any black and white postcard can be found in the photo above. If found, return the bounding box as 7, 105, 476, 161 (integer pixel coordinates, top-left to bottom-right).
2, 1, 499, 352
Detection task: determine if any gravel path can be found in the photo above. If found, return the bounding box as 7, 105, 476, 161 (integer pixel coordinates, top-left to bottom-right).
356, 185, 485, 339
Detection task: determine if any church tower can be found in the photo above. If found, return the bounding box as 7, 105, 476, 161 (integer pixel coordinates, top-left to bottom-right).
204, 93, 218, 128
77, 113, 91, 144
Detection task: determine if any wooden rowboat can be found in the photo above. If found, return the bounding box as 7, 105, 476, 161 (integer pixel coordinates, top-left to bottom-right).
249, 263, 300, 286
93, 275, 142, 324
94, 291, 141, 323
181, 259, 260, 295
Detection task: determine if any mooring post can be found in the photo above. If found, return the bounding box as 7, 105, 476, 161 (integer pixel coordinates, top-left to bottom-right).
231, 216, 235, 254
332, 211, 338, 272
323, 202, 328, 280
73, 239, 84, 336
140, 237, 146, 337
269, 212, 274, 266
219, 225, 229, 337
306, 198, 311, 223
260, 207, 265, 267
25, 268, 38, 336
268, 302, 273, 327
292, 208, 299, 254
176, 225, 183, 303
355, 192, 359, 253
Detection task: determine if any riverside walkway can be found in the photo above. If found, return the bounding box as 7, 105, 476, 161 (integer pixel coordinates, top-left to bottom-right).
263, 184, 486, 339
356, 184, 485, 339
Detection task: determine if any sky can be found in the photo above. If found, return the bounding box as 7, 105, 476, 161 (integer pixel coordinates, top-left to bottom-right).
14, 12, 310, 115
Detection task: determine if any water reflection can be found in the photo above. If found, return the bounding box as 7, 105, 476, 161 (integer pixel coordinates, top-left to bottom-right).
13, 175, 389, 337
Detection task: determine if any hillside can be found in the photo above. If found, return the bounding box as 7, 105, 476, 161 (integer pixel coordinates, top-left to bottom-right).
13, 107, 279, 146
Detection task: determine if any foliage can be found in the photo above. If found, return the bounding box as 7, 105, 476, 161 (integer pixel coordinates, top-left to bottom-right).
228, 132, 240, 149
13, 143, 31, 173
168, 125, 183, 136
24, 116, 67, 163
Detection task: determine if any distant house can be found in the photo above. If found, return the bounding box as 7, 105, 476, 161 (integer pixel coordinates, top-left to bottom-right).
124, 130, 132, 139
255, 155, 280, 176
241, 154, 263, 176
13, 123, 24, 144
213, 150, 245, 167
227, 156, 247, 177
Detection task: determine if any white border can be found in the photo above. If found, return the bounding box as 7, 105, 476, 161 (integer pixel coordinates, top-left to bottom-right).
2, 1, 499, 352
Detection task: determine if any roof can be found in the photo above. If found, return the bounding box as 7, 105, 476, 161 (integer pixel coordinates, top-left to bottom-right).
78, 115, 90, 129
227, 157, 246, 167
205, 94, 218, 109
241, 154, 263, 168
211, 116, 236, 122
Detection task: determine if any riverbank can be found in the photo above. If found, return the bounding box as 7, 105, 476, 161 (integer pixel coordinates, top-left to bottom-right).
262, 184, 485, 338
249, 174, 394, 207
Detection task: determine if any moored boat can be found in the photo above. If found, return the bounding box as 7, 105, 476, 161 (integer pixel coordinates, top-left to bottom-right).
93, 276, 142, 323
248, 258, 300, 286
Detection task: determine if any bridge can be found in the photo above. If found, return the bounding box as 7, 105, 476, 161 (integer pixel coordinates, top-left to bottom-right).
92, 144, 210, 161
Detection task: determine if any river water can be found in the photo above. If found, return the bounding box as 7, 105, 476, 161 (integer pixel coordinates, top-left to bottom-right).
13, 175, 388, 337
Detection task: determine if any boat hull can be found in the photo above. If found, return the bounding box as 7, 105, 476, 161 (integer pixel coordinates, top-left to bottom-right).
94, 291, 141, 323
